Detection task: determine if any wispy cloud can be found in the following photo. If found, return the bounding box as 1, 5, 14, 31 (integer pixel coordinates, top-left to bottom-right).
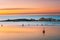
0, 0, 60, 15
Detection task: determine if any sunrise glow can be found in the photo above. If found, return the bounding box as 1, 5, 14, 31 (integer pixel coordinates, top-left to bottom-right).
0, 0, 60, 15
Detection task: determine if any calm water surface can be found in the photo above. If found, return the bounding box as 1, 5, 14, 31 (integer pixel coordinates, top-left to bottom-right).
0, 26, 60, 40
0, 15, 60, 40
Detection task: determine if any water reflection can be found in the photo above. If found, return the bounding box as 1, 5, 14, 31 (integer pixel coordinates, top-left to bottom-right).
0, 26, 60, 40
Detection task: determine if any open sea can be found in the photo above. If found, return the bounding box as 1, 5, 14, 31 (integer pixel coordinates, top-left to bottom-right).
0, 15, 60, 40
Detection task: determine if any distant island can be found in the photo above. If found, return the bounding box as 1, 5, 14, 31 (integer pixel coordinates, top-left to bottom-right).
0, 17, 60, 22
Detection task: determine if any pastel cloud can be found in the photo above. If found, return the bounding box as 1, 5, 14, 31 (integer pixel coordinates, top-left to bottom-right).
0, 0, 60, 15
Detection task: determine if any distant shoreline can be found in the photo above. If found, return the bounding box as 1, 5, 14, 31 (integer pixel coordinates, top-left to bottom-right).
0, 17, 60, 22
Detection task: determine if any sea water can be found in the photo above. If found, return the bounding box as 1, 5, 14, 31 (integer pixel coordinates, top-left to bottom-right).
0, 15, 60, 26
0, 15, 60, 40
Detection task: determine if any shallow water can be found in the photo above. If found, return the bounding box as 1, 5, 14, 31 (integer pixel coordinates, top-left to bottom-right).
0, 21, 60, 26
0, 26, 60, 40
0, 15, 60, 40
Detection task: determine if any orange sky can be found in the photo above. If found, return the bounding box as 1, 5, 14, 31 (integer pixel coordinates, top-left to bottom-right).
0, 8, 60, 15
0, 0, 60, 15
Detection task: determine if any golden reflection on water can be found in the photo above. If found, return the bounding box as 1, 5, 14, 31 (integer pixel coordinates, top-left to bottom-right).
0, 26, 60, 40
